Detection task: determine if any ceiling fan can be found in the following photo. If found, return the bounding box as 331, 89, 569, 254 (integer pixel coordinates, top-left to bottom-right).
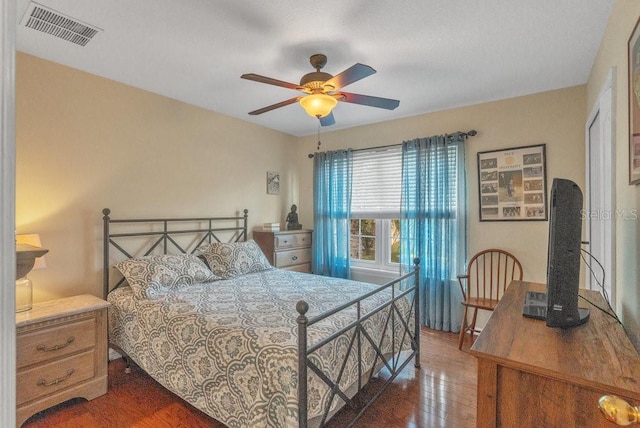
241, 54, 400, 126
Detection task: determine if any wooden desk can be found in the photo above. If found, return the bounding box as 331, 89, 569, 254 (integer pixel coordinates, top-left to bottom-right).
470, 281, 640, 427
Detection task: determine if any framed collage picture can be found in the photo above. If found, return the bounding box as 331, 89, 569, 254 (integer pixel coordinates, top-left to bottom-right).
629, 16, 640, 184
477, 144, 547, 221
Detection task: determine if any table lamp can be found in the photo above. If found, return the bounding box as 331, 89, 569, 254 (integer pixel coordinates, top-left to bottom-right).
15, 234, 48, 312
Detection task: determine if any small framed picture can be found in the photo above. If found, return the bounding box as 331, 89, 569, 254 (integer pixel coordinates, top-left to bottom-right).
477, 144, 547, 221
267, 171, 280, 195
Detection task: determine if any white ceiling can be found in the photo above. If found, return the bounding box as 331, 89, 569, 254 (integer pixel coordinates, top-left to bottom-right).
15, 0, 614, 137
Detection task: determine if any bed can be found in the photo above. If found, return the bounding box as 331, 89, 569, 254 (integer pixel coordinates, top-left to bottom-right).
102, 208, 420, 427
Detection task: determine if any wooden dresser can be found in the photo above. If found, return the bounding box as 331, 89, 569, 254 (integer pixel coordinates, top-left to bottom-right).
471, 281, 640, 427
16, 294, 110, 427
253, 229, 312, 273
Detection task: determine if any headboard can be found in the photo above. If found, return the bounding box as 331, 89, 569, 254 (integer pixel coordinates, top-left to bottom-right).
102, 208, 248, 298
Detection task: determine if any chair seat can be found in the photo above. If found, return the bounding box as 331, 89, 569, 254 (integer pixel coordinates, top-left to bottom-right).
461, 297, 499, 311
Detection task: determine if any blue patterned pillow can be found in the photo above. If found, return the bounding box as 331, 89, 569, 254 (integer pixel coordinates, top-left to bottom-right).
197, 240, 273, 279
114, 254, 219, 299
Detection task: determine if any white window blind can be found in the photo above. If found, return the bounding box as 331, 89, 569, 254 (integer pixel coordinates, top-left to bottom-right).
351, 142, 459, 219
351, 147, 402, 218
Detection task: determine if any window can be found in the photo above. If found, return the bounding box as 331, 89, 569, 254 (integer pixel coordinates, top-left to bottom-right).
350, 219, 376, 261
350, 147, 403, 271
349, 143, 460, 272
350, 218, 400, 269
390, 219, 400, 263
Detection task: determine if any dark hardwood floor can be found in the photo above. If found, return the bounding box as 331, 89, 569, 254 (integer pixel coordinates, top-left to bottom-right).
22, 328, 477, 428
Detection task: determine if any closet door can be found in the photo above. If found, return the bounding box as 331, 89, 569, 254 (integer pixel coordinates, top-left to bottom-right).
585, 68, 615, 303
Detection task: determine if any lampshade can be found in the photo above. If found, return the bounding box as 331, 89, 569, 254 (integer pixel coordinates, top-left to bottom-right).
16, 234, 46, 269
299, 93, 337, 118
15, 233, 48, 313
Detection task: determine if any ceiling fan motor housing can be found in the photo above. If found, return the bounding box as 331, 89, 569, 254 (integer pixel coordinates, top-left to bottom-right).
300, 71, 333, 91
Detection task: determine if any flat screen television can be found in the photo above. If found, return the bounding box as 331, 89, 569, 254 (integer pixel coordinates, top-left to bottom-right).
523, 178, 590, 327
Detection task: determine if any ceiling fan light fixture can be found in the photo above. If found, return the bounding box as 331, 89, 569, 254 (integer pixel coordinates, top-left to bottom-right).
299, 93, 337, 118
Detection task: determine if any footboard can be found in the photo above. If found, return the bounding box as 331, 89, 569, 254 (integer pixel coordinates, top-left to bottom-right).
296, 258, 421, 428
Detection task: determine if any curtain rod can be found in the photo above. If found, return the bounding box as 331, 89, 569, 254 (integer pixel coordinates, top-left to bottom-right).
307, 129, 477, 159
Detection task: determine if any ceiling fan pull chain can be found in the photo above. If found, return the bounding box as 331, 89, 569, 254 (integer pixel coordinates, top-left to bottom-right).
316, 122, 321, 151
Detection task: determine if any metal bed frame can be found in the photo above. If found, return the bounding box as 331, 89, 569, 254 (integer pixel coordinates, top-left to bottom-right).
297, 260, 420, 427
102, 208, 248, 297
102, 208, 421, 428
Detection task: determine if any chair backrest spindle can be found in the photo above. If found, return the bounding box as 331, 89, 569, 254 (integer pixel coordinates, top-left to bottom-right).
464, 249, 523, 302
458, 248, 523, 350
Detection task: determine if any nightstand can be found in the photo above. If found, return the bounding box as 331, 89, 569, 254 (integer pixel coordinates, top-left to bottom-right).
16, 294, 110, 427
253, 229, 313, 273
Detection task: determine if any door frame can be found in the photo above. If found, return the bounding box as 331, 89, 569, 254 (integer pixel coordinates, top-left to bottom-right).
584, 67, 616, 305
0, 0, 17, 426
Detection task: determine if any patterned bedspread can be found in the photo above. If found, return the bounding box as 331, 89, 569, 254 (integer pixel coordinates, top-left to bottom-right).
108, 269, 414, 427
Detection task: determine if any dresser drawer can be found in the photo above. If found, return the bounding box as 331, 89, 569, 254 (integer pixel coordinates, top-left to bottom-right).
17, 350, 95, 406
18, 318, 96, 369
282, 263, 311, 273
274, 232, 312, 249
275, 248, 311, 268
294, 232, 311, 248
274, 233, 297, 249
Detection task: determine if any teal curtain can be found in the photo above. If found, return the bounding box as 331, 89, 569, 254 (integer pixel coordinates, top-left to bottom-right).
312, 150, 353, 278
400, 135, 467, 331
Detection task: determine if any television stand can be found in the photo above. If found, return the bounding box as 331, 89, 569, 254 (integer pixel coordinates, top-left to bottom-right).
471, 281, 640, 427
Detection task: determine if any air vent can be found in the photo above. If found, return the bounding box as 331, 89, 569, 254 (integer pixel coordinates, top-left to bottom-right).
20, 2, 102, 47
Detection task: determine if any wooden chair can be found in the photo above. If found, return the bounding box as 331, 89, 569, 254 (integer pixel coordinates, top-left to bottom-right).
457, 249, 523, 350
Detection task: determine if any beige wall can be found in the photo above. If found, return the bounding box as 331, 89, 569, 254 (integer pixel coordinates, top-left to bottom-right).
16, 53, 297, 302
15, 53, 595, 336
587, 0, 640, 348
20, 3, 639, 347
295, 86, 587, 285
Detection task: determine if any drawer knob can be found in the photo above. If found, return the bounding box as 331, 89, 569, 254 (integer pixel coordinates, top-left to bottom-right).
36, 336, 75, 352
292, 256, 298, 261
36, 368, 75, 387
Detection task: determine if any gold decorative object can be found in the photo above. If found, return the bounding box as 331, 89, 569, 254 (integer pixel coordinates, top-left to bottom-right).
599, 395, 640, 425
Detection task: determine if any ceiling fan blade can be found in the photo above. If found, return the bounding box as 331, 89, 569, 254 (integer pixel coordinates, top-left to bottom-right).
323, 64, 376, 91
248, 97, 300, 115
337, 92, 400, 110
241, 73, 305, 91
319, 112, 335, 127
